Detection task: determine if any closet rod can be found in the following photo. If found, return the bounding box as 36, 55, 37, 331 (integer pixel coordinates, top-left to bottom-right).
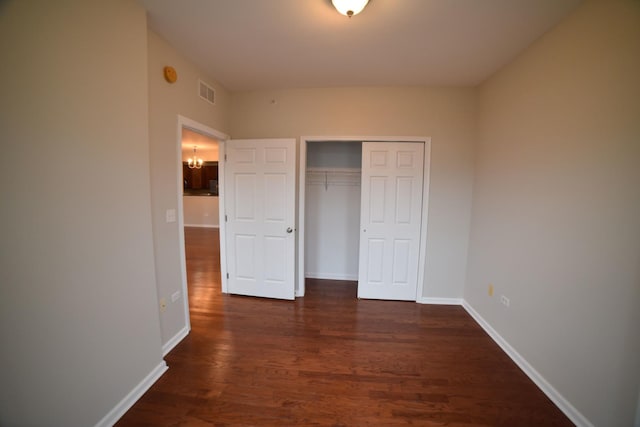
306, 168, 361, 190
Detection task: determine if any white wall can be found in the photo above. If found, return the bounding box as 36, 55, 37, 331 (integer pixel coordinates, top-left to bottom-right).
230, 87, 476, 299
147, 29, 230, 346
183, 196, 220, 227
305, 184, 361, 280
465, 1, 640, 426
0, 1, 164, 426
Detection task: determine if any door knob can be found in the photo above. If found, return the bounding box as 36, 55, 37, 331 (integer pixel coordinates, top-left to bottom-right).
286, 227, 293, 233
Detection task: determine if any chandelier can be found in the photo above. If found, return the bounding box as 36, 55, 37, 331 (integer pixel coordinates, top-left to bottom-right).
188, 146, 204, 169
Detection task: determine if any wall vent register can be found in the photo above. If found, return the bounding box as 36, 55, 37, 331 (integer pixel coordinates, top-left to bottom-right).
198, 79, 215, 105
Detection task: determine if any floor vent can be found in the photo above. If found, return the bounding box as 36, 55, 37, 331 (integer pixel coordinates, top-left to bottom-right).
198, 80, 215, 105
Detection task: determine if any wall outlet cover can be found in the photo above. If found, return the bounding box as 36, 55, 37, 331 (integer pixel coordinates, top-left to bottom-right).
166, 209, 176, 223
171, 291, 180, 302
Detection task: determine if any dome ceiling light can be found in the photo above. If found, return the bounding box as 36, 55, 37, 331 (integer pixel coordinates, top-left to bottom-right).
331, 0, 369, 18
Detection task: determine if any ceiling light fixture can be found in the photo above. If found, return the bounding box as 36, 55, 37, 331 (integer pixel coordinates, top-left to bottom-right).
332, 0, 369, 18
188, 146, 204, 169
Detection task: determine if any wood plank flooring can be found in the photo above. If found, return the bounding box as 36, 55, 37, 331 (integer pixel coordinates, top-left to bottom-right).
117, 227, 573, 426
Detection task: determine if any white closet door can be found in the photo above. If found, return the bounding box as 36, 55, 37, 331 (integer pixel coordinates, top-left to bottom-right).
358, 142, 424, 300
225, 139, 296, 300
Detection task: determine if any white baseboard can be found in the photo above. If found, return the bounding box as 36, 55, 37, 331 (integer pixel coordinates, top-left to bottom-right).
418, 297, 463, 305
94, 361, 168, 427
184, 223, 219, 228
305, 272, 358, 281
162, 325, 190, 357
462, 301, 593, 427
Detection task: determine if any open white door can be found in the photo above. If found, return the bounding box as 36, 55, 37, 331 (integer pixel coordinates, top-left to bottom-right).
358, 142, 424, 300
225, 139, 296, 300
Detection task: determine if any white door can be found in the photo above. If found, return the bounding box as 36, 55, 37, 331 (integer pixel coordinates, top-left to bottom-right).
358, 142, 424, 300
225, 139, 296, 300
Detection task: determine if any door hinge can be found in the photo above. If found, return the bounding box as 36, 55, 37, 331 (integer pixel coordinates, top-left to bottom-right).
225, 214, 228, 222
226, 273, 229, 279
224, 153, 227, 161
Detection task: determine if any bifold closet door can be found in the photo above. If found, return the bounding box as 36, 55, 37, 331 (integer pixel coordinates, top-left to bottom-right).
358, 142, 424, 300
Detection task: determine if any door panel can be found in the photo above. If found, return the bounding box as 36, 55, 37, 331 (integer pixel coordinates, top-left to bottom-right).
369, 177, 387, 223
225, 139, 296, 300
392, 239, 411, 284
367, 239, 385, 283
264, 174, 286, 221
235, 234, 256, 279
264, 236, 286, 283
235, 174, 256, 219
395, 177, 413, 223
358, 142, 424, 300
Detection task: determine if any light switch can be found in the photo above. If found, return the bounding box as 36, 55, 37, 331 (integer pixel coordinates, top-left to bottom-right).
166, 209, 176, 223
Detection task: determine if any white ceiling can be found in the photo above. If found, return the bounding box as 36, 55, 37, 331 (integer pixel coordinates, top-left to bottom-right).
140, 0, 582, 91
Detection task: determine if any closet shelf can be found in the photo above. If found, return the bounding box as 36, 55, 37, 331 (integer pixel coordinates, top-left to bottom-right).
306, 167, 361, 189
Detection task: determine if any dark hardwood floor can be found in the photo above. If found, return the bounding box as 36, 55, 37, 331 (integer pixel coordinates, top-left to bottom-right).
117, 227, 573, 426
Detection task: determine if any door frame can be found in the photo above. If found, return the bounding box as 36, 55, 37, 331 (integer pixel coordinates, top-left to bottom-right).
298, 136, 432, 300
176, 115, 229, 336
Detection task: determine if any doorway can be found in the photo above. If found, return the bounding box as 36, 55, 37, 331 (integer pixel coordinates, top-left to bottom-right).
175, 115, 228, 348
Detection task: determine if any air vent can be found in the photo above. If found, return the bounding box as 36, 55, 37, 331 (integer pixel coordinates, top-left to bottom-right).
198, 79, 215, 105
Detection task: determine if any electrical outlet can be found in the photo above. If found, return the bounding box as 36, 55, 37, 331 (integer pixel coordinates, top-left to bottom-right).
500, 295, 510, 307
160, 298, 167, 312
488, 283, 494, 296
171, 291, 180, 302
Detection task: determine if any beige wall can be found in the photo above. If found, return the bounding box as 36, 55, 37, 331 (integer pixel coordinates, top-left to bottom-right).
0, 1, 164, 426
466, 1, 640, 426
147, 29, 230, 346
230, 87, 476, 299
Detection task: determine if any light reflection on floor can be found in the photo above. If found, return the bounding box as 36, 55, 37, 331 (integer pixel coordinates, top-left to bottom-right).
183, 226, 231, 381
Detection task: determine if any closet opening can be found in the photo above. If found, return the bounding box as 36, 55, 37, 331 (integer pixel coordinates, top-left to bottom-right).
298, 136, 431, 302
303, 141, 362, 294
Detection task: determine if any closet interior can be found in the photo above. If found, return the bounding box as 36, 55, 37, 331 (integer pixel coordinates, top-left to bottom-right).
304, 141, 362, 281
